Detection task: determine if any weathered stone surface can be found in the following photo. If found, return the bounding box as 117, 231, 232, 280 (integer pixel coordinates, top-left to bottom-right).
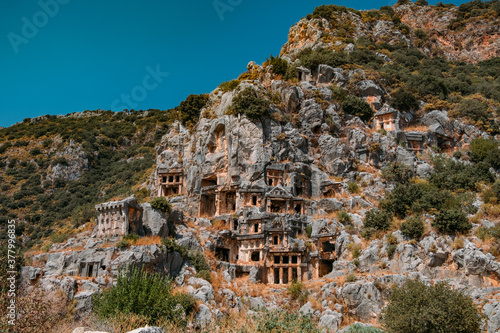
126, 327, 163, 333
318, 309, 342, 332
358, 80, 384, 97
483, 302, 500, 333
338, 281, 384, 321
195, 304, 212, 327
141, 203, 168, 236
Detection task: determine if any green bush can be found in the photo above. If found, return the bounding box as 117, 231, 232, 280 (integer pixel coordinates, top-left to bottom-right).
186, 250, 211, 282
265, 55, 289, 76
93, 267, 195, 326
176, 93, 209, 128
363, 209, 393, 236
228, 87, 270, 121
382, 162, 413, 185
254, 309, 320, 333
453, 99, 491, 125
150, 197, 172, 214
347, 324, 385, 333
381, 183, 423, 218
338, 210, 352, 225
469, 137, 500, 169
287, 280, 310, 304
305, 225, 313, 238
123, 233, 140, 242
308, 4, 360, 20
382, 279, 481, 333
346, 273, 357, 282
341, 96, 374, 122
219, 79, 240, 92
161, 238, 188, 258
429, 157, 494, 191
390, 90, 419, 112
432, 209, 471, 234
400, 216, 425, 240
297, 48, 348, 74
348, 181, 360, 193
29, 147, 42, 156
116, 239, 130, 249
492, 179, 500, 199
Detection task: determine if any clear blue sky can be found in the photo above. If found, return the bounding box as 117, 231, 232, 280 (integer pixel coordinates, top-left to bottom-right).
0, 0, 467, 128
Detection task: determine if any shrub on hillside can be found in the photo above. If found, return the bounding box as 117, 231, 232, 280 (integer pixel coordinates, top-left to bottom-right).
492, 179, 500, 199
228, 87, 270, 121
347, 324, 385, 333
469, 137, 500, 169
265, 55, 288, 76
363, 209, 393, 237
219, 79, 240, 92
93, 267, 195, 326
254, 309, 320, 333
453, 98, 491, 125
382, 162, 413, 185
150, 197, 172, 214
429, 157, 494, 191
161, 237, 188, 258
348, 181, 360, 193
296, 47, 348, 74
390, 90, 419, 112
188, 250, 211, 281
287, 280, 309, 304
338, 210, 352, 225
176, 94, 209, 128
400, 215, 425, 240
382, 280, 481, 333
381, 183, 423, 218
432, 209, 471, 234
341, 96, 374, 121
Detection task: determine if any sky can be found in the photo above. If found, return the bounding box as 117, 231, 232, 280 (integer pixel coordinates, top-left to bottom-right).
0, 0, 468, 128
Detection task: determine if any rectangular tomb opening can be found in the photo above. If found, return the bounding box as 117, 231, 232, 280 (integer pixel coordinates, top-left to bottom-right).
200, 194, 216, 217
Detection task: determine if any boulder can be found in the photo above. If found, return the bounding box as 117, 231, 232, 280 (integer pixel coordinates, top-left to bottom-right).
195, 304, 212, 327
358, 80, 384, 97
318, 310, 342, 332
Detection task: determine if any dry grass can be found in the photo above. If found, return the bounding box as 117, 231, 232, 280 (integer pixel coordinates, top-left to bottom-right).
405, 125, 429, 132
208, 219, 229, 231
134, 236, 161, 246
483, 203, 500, 219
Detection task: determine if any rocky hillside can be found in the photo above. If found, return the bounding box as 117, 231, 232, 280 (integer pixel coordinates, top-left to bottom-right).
2, 1, 500, 333
281, 1, 500, 62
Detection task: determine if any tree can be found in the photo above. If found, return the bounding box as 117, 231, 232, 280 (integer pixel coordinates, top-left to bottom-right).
363, 209, 393, 237
382, 280, 481, 333
432, 209, 471, 234
228, 87, 270, 121
390, 90, 419, 112
382, 162, 413, 185
265, 55, 288, 76
176, 93, 209, 128
400, 215, 425, 240
469, 137, 500, 169
341, 96, 374, 122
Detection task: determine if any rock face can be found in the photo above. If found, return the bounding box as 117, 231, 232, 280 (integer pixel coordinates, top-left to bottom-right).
46, 140, 88, 181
